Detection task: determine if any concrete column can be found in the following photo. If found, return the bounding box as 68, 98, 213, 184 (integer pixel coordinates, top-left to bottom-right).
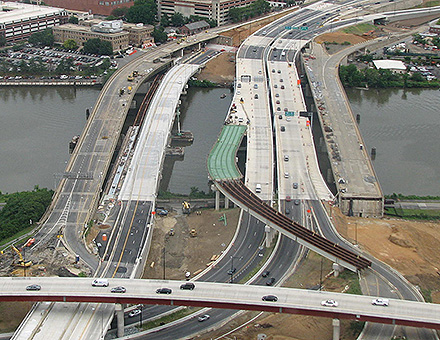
180, 49, 184, 57
225, 196, 229, 209
333, 263, 342, 277
264, 225, 273, 247
332, 318, 340, 340
215, 190, 220, 211
116, 303, 124, 338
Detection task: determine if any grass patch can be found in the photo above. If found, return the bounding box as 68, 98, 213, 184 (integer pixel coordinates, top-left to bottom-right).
384, 207, 440, 220
0, 226, 35, 251
342, 23, 376, 35
141, 307, 201, 330
338, 271, 362, 295
421, 288, 432, 303
414, 0, 440, 8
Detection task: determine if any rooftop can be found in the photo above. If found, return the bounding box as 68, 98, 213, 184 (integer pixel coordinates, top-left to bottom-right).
373, 60, 406, 71
0, 2, 66, 25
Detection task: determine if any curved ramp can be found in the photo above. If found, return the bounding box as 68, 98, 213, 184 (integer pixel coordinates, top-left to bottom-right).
207, 125, 247, 180
217, 179, 371, 271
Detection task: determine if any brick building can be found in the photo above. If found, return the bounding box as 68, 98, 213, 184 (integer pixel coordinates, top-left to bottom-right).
0, 2, 68, 43
180, 20, 209, 35
41, 0, 135, 16
53, 23, 129, 52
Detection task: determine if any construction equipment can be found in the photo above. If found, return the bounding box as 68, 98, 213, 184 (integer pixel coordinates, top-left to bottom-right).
182, 201, 191, 214
189, 229, 197, 237
11, 246, 32, 267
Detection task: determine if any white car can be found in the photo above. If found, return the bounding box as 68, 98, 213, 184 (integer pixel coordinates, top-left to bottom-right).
198, 314, 210, 322
128, 309, 141, 317
321, 299, 338, 307
372, 298, 389, 306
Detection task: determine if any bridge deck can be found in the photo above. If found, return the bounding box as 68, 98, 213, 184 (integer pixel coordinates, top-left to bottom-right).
207, 125, 246, 180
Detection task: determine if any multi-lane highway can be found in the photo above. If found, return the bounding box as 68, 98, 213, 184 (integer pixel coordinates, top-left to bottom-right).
3, 277, 440, 330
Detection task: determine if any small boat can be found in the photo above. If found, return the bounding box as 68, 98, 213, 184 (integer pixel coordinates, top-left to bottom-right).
220, 93, 226, 99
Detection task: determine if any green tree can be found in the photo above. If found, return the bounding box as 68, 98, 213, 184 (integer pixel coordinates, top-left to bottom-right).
28, 28, 54, 47
0, 34, 6, 47
160, 14, 170, 27
171, 12, 186, 27
63, 39, 78, 50
0, 188, 53, 242
126, 0, 157, 25
56, 58, 74, 73
111, 7, 129, 18
83, 38, 113, 55
152, 26, 168, 44
68, 15, 79, 24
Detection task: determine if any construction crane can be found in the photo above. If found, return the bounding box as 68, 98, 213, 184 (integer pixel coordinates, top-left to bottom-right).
11, 245, 32, 267
182, 201, 191, 214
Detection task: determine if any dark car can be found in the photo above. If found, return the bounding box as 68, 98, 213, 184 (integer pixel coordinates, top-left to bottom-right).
278, 114, 283, 119
281, 126, 285, 132
262, 295, 278, 302
227, 268, 236, 275
26, 284, 41, 291
180, 282, 195, 290
266, 277, 276, 286
156, 288, 172, 294
262, 270, 270, 277
294, 199, 301, 205
111, 286, 126, 293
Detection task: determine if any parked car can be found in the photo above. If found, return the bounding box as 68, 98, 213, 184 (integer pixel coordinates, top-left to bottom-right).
156, 208, 168, 216
262, 295, 278, 302
156, 288, 172, 294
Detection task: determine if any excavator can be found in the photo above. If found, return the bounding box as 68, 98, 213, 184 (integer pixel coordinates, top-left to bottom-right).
11, 245, 32, 267
182, 201, 191, 214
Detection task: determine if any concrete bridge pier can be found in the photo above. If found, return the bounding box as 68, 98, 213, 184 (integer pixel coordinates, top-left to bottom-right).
332, 318, 340, 340
265, 225, 275, 247
215, 190, 220, 211
225, 196, 229, 209
116, 303, 124, 337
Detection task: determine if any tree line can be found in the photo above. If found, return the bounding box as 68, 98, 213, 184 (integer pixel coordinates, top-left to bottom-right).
339, 64, 440, 88
0, 187, 53, 242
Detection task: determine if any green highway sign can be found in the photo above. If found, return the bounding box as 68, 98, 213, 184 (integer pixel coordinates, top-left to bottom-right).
285, 111, 295, 116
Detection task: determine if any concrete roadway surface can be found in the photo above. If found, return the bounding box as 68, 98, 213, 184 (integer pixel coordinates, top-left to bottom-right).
2, 277, 440, 330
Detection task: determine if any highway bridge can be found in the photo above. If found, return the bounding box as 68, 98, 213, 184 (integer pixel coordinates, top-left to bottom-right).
11, 1, 439, 339
2, 277, 440, 330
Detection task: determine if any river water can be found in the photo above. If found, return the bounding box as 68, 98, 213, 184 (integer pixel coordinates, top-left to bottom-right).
346, 88, 440, 196
0, 87, 100, 193
1, 86, 438, 196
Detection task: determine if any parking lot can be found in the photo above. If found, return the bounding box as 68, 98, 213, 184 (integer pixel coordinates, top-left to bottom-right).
0, 45, 117, 81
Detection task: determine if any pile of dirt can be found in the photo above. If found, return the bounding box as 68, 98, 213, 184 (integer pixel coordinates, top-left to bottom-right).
330, 205, 440, 302
197, 52, 236, 84
315, 32, 370, 45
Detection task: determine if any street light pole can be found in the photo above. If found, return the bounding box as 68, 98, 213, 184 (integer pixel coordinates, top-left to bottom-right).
230, 256, 234, 283
163, 246, 166, 280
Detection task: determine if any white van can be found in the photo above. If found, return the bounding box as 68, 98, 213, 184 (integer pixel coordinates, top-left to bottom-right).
92, 278, 109, 287
256, 184, 262, 193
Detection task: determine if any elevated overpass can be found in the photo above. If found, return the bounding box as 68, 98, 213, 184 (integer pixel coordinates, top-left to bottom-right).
2, 277, 440, 331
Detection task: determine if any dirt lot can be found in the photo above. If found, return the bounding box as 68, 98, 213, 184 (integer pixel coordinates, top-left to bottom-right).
142, 207, 240, 280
